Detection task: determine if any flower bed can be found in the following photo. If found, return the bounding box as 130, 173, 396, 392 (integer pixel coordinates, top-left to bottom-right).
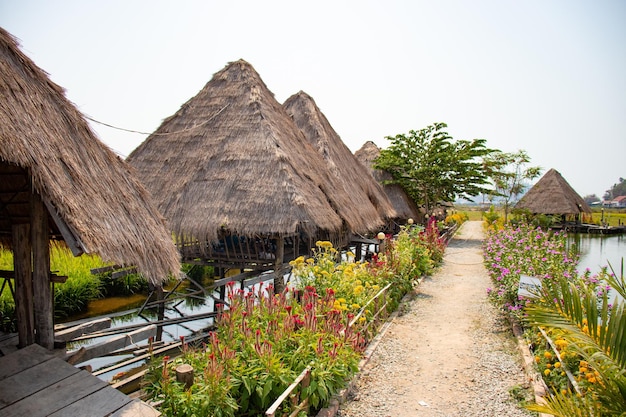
143, 220, 456, 416
483, 222, 626, 415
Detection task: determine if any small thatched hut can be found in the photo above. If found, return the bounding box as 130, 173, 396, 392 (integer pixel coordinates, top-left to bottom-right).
283, 91, 396, 233
127, 60, 380, 278
0, 28, 181, 349
515, 168, 592, 222
355, 141, 421, 228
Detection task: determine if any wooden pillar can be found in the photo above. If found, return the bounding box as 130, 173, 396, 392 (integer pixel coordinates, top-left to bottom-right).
355, 242, 362, 262
13, 223, 34, 347
273, 236, 285, 294
31, 192, 54, 349
156, 286, 164, 342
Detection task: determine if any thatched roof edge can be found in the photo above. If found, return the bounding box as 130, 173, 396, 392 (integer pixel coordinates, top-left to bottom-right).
0, 27, 181, 284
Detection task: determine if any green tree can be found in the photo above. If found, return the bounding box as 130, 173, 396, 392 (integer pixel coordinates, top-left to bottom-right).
603, 177, 626, 200
374, 122, 497, 214
484, 150, 541, 223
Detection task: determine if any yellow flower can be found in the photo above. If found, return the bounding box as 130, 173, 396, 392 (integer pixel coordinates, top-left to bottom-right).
554, 362, 561, 368
351, 303, 361, 310
544, 351, 552, 360
353, 285, 364, 295
535, 356, 541, 363
546, 363, 552, 369
561, 389, 568, 395
544, 369, 551, 376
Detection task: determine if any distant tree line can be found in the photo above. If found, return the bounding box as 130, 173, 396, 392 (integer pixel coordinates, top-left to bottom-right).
583, 177, 626, 204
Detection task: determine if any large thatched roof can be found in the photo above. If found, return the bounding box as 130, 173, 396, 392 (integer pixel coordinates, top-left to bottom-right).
127, 59, 383, 243
0, 28, 180, 284
283, 91, 396, 228
515, 168, 592, 215
355, 141, 421, 221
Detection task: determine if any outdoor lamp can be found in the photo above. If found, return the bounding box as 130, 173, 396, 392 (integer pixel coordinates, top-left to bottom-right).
377, 232, 385, 240
407, 218, 414, 225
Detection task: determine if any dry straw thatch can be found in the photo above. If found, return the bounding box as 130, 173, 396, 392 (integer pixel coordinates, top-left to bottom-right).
128, 59, 382, 245
0, 28, 180, 285
515, 168, 592, 215
355, 141, 421, 221
283, 91, 396, 230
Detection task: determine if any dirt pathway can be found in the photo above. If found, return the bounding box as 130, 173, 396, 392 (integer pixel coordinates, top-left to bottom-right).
337, 221, 535, 417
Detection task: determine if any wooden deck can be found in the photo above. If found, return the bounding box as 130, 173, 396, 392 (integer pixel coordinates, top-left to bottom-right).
0, 343, 160, 417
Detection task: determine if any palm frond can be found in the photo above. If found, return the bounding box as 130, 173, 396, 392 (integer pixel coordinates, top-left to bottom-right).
526, 391, 599, 417
525, 276, 626, 414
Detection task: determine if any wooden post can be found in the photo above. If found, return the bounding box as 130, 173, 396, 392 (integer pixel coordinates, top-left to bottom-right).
156, 286, 164, 342
273, 236, 285, 294
31, 192, 53, 349
355, 242, 362, 262
175, 364, 194, 390
13, 223, 34, 347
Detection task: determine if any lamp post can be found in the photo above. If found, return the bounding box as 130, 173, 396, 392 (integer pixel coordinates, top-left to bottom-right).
377, 231, 386, 254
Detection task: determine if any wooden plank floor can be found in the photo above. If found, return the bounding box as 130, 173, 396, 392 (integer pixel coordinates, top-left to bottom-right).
0, 343, 160, 417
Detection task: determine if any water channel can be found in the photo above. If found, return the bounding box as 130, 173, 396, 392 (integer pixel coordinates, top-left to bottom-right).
570, 233, 625, 275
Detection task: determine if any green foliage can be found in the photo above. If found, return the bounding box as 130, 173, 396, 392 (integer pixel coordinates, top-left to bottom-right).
603, 177, 626, 201
483, 223, 578, 316
483, 149, 541, 223
482, 205, 501, 228
524, 268, 626, 416
144, 233, 448, 416
145, 283, 363, 416
374, 122, 497, 212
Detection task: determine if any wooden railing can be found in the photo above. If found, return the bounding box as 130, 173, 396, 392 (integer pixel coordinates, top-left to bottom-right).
265, 365, 312, 417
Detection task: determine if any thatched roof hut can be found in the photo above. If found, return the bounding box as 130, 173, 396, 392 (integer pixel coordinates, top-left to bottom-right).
128, 60, 381, 267
355, 141, 421, 224
283, 91, 396, 230
0, 28, 181, 348
515, 168, 592, 216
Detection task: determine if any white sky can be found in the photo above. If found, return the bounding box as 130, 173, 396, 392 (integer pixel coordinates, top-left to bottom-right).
1, 0, 624, 198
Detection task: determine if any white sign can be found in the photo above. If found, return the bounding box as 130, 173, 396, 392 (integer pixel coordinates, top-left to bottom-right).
518, 275, 542, 298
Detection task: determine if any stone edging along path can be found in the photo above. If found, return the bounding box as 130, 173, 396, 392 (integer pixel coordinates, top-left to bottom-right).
316, 221, 548, 417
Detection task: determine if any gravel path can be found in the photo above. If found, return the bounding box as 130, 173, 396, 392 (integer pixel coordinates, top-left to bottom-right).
336, 221, 535, 417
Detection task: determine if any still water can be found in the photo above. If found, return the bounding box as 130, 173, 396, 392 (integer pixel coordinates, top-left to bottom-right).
569, 233, 625, 275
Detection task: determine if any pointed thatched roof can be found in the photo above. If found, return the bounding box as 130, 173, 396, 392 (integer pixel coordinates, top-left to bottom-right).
515, 168, 592, 215
0, 28, 180, 284
128, 59, 384, 243
283, 91, 396, 228
355, 141, 421, 221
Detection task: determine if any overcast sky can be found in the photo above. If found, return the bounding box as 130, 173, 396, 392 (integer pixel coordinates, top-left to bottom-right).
2, 0, 624, 198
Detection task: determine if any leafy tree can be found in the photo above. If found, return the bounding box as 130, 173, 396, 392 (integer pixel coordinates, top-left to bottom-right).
484, 150, 541, 223
603, 177, 626, 200
374, 122, 497, 214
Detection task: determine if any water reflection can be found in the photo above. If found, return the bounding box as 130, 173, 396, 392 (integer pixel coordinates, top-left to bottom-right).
568, 233, 625, 274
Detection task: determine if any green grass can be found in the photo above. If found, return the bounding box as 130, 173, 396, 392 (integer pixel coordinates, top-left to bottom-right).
590, 208, 626, 227
0, 243, 110, 328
